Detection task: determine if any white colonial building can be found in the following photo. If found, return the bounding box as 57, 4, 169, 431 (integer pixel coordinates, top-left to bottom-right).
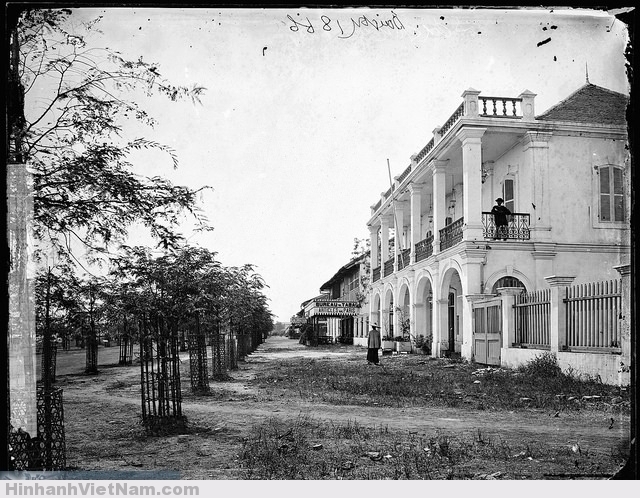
366, 82, 630, 382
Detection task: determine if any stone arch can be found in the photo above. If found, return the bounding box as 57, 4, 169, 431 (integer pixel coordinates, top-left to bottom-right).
438, 264, 463, 356
396, 280, 411, 339
415, 272, 435, 351
484, 268, 533, 294
439, 258, 465, 296
381, 285, 395, 339
370, 291, 382, 328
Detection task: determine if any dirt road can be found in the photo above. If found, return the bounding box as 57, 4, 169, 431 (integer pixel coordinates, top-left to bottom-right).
59, 336, 630, 478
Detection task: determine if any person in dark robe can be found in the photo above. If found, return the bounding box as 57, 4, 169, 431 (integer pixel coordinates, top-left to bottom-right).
367, 323, 381, 365
491, 197, 511, 240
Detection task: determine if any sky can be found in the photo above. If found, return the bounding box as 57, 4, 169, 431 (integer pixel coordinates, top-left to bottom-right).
58, 6, 630, 322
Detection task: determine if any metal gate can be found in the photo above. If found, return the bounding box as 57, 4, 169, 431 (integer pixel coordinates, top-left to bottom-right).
473, 300, 502, 366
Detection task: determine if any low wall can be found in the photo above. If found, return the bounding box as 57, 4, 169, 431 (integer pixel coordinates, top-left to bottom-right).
557, 351, 626, 386
501, 347, 627, 386
353, 337, 368, 347
501, 348, 545, 369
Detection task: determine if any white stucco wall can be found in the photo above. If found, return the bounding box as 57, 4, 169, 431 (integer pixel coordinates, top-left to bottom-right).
501, 347, 627, 386
489, 133, 629, 247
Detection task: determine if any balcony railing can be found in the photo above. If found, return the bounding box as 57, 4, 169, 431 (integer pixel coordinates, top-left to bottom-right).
397, 164, 412, 184
415, 234, 433, 263
372, 266, 381, 283
397, 248, 410, 270
440, 217, 464, 251
439, 102, 465, 137
415, 137, 435, 164
478, 96, 522, 118
383, 257, 394, 277
482, 212, 530, 240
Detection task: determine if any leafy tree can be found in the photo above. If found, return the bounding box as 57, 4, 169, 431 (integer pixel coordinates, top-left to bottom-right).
351, 237, 371, 306
35, 263, 78, 350
12, 8, 211, 261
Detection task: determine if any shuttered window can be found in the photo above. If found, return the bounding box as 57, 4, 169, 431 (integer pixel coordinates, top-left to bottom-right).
503, 178, 515, 212
599, 166, 624, 222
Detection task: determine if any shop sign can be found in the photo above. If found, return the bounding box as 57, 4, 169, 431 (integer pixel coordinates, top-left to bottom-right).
306, 300, 360, 317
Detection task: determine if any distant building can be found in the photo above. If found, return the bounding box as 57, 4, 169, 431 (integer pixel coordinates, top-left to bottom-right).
366, 82, 630, 382
299, 254, 369, 346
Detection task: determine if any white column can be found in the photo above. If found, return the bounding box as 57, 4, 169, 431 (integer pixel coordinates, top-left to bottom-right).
409, 183, 423, 264
369, 225, 379, 270
457, 127, 486, 241
380, 215, 390, 269
434, 298, 449, 356
431, 160, 447, 255
395, 201, 406, 253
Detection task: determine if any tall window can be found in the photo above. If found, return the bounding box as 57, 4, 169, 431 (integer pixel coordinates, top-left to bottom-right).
503, 178, 515, 213
599, 166, 624, 222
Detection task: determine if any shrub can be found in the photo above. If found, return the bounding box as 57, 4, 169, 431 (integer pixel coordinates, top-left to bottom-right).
518, 352, 562, 378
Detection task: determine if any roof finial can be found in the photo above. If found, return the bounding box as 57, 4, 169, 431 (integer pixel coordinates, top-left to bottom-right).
585, 62, 590, 84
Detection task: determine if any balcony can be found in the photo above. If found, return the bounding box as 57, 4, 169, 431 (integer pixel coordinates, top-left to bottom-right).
415, 234, 433, 263
383, 257, 394, 277
372, 266, 381, 283
371, 212, 530, 285
440, 217, 464, 251
397, 248, 410, 270
482, 212, 530, 240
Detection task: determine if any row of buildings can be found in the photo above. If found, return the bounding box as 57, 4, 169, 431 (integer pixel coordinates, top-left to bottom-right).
295, 79, 631, 385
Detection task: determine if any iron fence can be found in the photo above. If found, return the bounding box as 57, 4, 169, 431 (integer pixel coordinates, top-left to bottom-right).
565, 279, 621, 350
482, 212, 530, 240
513, 289, 550, 348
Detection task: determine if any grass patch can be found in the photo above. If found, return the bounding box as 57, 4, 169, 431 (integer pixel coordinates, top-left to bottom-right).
250, 353, 629, 412
239, 415, 623, 479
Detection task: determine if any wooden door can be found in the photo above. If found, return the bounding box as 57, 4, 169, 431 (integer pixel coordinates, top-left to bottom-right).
447, 292, 455, 351
473, 300, 502, 366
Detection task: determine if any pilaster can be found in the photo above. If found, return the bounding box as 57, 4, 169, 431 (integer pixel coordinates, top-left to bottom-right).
531, 242, 557, 289
523, 131, 553, 241
613, 264, 631, 385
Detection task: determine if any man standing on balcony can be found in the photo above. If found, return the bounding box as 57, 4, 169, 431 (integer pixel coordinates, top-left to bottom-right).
491, 198, 511, 241
367, 323, 381, 365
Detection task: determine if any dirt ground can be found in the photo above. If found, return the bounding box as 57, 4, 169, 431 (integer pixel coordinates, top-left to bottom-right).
51, 336, 630, 479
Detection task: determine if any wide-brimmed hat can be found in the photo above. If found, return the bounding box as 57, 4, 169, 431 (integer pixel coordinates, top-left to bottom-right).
371, 323, 379, 328
495, 197, 504, 203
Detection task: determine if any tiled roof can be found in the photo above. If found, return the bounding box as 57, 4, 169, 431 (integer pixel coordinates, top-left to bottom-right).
536, 83, 628, 125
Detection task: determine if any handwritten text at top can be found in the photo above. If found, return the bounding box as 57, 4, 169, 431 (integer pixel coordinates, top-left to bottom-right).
286, 12, 405, 39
